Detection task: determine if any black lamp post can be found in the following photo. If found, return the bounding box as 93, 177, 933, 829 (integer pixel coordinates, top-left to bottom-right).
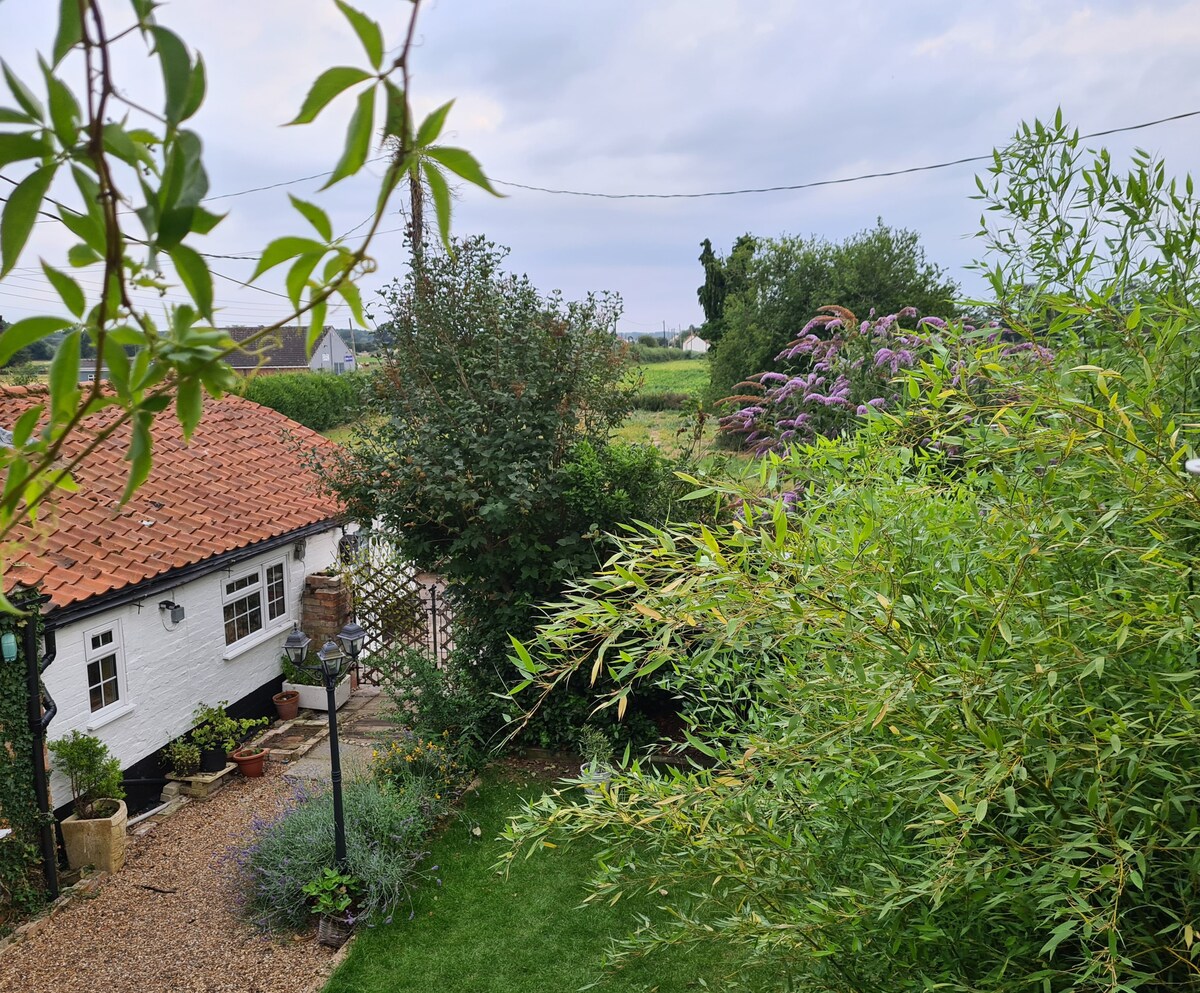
282, 617, 365, 871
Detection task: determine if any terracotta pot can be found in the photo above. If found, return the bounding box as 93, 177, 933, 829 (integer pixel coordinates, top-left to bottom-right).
61, 799, 128, 873
231, 747, 269, 778
272, 689, 300, 721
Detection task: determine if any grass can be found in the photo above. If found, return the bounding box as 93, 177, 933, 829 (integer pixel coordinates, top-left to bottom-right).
324, 769, 734, 993
635, 359, 709, 397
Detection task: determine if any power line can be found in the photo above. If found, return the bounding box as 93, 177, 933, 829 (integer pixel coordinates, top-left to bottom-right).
490, 109, 1200, 200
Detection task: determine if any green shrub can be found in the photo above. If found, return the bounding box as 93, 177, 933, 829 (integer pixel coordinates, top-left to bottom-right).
238, 778, 437, 930
190, 702, 268, 753
48, 731, 123, 819
371, 729, 471, 811
238, 371, 365, 431
375, 646, 492, 763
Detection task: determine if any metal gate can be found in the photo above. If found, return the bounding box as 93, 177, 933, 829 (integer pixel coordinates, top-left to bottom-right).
337, 531, 455, 685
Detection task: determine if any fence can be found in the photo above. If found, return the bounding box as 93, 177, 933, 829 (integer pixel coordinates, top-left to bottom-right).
337, 531, 455, 686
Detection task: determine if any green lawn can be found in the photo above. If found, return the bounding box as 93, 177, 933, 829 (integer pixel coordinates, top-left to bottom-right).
324, 769, 733, 993
635, 359, 709, 396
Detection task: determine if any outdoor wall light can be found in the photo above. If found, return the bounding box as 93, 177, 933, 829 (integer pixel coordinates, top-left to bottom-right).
293, 538, 307, 562
0, 631, 16, 663
159, 600, 185, 623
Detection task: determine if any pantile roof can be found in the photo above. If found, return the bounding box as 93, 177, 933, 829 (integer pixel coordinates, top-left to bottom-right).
225, 326, 334, 370
0, 386, 343, 611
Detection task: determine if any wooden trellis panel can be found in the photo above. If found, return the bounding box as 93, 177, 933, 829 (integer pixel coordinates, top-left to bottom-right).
337, 531, 454, 684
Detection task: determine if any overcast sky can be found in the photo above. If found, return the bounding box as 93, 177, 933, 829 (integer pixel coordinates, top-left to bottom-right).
2, 0, 1199, 337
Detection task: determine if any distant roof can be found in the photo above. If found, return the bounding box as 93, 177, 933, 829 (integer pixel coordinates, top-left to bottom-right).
0, 386, 343, 610
224, 326, 335, 370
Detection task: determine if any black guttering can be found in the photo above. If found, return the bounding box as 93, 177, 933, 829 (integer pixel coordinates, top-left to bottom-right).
47, 517, 342, 629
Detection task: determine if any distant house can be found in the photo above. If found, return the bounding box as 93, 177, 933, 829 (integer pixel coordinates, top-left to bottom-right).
226, 326, 359, 374
681, 333, 710, 354
0, 386, 346, 811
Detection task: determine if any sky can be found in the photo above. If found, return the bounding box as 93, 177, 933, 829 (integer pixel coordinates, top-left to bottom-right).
2, 0, 1199, 338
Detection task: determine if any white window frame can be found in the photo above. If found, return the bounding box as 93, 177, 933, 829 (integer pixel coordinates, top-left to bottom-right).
221, 557, 290, 656
82, 619, 133, 730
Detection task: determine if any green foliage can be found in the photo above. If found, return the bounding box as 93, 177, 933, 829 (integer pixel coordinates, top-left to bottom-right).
237, 371, 365, 432
576, 724, 612, 766
163, 739, 200, 777
47, 731, 123, 820
189, 701, 267, 754
504, 133, 1200, 990
0, 1, 496, 609
0, 609, 46, 917
697, 233, 756, 347
629, 343, 698, 363
628, 391, 691, 411
705, 220, 959, 401
238, 777, 437, 930
325, 236, 687, 745
372, 729, 470, 812
375, 646, 493, 763
301, 867, 360, 916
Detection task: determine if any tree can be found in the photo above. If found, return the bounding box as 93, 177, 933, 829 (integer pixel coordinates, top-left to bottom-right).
324, 237, 682, 745
0, 0, 496, 609
706, 221, 959, 401
696, 233, 755, 348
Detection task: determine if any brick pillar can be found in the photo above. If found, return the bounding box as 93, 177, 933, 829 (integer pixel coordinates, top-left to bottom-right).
300, 573, 351, 651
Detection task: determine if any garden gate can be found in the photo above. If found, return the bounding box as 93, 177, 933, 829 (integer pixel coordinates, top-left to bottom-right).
337, 530, 455, 686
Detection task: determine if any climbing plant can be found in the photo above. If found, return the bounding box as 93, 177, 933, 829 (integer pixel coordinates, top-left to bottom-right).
0, 600, 45, 923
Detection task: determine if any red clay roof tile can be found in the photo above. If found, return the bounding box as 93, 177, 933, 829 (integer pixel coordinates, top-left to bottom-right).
1, 386, 343, 610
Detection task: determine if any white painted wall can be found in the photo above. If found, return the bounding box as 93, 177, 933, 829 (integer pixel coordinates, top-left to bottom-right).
43, 529, 341, 802
681, 335, 710, 354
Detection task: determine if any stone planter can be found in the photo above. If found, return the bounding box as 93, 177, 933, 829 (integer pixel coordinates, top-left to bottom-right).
282, 677, 350, 712
60, 799, 128, 873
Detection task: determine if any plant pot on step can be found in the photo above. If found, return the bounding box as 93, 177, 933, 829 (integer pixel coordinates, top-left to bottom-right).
60, 799, 128, 873
231, 746, 269, 778
272, 689, 300, 721
199, 747, 227, 773
317, 911, 355, 949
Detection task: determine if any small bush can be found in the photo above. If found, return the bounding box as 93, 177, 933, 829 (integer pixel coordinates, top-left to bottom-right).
375, 646, 493, 763
238, 371, 365, 431
237, 778, 436, 930
372, 729, 472, 812
48, 731, 123, 819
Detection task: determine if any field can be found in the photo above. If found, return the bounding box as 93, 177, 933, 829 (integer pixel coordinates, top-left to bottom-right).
634, 358, 709, 396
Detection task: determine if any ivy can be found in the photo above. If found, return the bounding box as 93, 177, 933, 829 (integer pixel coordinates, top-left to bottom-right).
0, 599, 48, 924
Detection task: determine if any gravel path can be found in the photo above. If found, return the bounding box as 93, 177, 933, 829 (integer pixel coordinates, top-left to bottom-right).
0, 769, 343, 993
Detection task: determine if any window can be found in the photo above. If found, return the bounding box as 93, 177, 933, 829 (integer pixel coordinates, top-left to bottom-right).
84, 624, 123, 713
222, 559, 288, 646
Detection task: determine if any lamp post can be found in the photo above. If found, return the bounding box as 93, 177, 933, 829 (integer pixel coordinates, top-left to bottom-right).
282, 617, 365, 871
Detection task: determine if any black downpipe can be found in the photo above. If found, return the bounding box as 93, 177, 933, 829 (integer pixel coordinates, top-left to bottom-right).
24, 614, 58, 900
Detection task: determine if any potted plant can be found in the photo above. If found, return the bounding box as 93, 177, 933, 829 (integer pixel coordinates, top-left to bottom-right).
303, 867, 360, 948
48, 731, 127, 872
272, 688, 300, 721
191, 702, 269, 773
164, 739, 201, 777
281, 654, 351, 712
231, 744, 270, 778
577, 724, 614, 794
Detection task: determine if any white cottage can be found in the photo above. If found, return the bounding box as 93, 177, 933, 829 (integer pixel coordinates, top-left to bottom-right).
0, 385, 345, 812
